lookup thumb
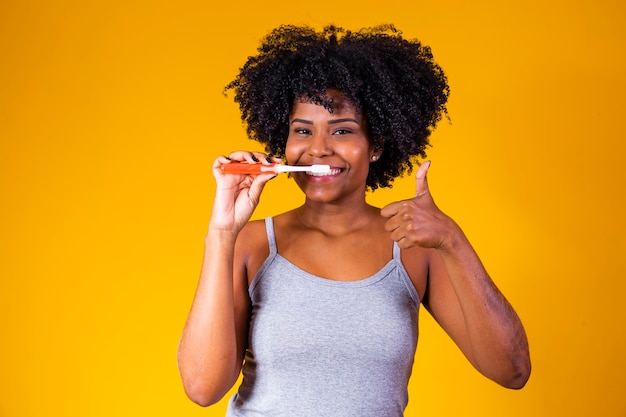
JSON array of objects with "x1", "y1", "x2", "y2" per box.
[
  {"x1": 249, "y1": 172, "x2": 276, "y2": 198},
  {"x1": 415, "y1": 160, "x2": 431, "y2": 197}
]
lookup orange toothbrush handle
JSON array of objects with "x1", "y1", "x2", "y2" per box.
[{"x1": 219, "y1": 162, "x2": 276, "y2": 174}]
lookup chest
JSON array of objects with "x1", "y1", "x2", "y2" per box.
[
  {"x1": 276, "y1": 229, "x2": 393, "y2": 281},
  {"x1": 248, "y1": 256, "x2": 420, "y2": 370}
]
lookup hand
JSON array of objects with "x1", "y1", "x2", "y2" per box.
[
  {"x1": 209, "y1": 151, "x2": 280, "y2": 233},
  {"x1": 380, "y1": 161, "x2": 459, "y2": 251}
]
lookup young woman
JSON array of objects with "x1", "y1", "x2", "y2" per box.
[{"x1": 178, "y1": 24, "x2": 531, "y2": 416}]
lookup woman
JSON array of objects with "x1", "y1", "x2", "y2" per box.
[{"x1": 178, "y1": 24, "x2": 531, "y2": 416}]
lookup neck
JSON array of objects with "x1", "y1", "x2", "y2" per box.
[{"x1": 295, "y1": 199, "x2": 379, "y2": 236}]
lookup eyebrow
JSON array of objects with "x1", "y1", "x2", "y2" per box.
[{"x1": 290, "y1": 118, "x2": 360, "y2": 125}]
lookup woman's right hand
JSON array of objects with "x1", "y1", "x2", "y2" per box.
[{"x1": 209, "y1": 151, "x2": 280, "y2": 234}]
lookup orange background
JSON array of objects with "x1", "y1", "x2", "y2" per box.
[{"x1": 1, "y1": 0, "x2": 625, "y2": 416}]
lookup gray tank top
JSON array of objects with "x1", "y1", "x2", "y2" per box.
[{"x1": 226, "y1": 217, "x2": 420, "y2": 417}]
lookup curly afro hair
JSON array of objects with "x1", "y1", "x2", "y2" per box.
[{"x1": 224, "y1": 24, "x2": 449, "y2": 190}]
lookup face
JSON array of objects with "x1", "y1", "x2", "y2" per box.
[{"x1": 285, "y1": 91, "x2": 381, "y2": 203}]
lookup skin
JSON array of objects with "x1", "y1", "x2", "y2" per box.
[{"x1": 177, "y1": 92, "x2": 531, "y2": 407}]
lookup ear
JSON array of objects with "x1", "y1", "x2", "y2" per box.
[{"x1": 370, "y1": 143, "x2": 383, "y2": 162}]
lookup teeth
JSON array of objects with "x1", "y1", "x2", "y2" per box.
[{"x1": 307, "y1": 168, "x2": 341, "y2": 177}]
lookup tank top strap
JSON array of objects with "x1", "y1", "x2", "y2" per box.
[
  {"x1": 264, "y1": 217, "x2": 278, "y2": 256},
  {"x1": 392, "y1": 241, "x2": 401, "y2": 260}
]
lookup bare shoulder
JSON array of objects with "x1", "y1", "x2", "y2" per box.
[
  {"x1": 238, "y1": 218, "x2": 267, "y2": 243},
  {"x1": 236, "y1": 218, "x2": 269, "y2": 255},
  {"x1": 235, "y1": 218, "x2": 271, "y2": 284}
]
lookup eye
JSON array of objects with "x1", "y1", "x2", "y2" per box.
[
  {"x1": 293, "y1": 127, "x2": 311, "y2": 135},
  {"x1": 333, "y1": 128, "x2": 353, "y2": 135}
]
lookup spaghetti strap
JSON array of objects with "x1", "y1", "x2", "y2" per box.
[
  {"x1": 264, "y1": 217, "x2": 278, "y2": 256},
  {"x1": 392, "y1": 241, "x2": 401, "y2": 260}
]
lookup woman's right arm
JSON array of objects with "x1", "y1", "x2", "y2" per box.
[{"x1": 177, "y1": 153, "x2": 276, "y2": 406}]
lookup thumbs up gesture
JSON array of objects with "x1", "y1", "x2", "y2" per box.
[{"x1": 380, "y1": 161, "x2": 460, "y2": 251}]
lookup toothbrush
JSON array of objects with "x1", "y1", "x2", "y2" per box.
[{"x1": 219, "y1": 162, "x2": 331, "y2": 175}]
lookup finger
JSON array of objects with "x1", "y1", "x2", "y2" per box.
[
  {"x1": 226, "y1": 150, "x2": 247, "y2": 161},
  {"x1": 249, "y1": 173, "x2": 274, "y2": 195},
  {"x1": 213, "y1": 155, "x2": 232, "y2": 176},
  {"x1": 384, "y1": 215, "x2": 403, "y2": 234},
  {"x1": 254, "y1": 152, "x2": 275, "y2": 165},
  {"x1": 380, "y1": 201, "x2": 400, "y2": 219},
  {"x1": 389, "y1": 223, "x2": 411, "y2": 245},
  {"x1": 415, "y1": 160, "x2": 431, "y2": 197},
  {"x1": 227, "y1": 150, "x2": 269, "y2": 164},
  {"x1": 214, "y1": 155, "x2": 232, "y2": 166}
]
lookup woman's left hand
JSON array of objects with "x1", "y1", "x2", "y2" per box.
[{"x1": 380, "y1": 161, "x2": 461, "y2": 251}]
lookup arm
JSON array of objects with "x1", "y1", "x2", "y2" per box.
[
  {"x1": 424, "y1": 230, "x2": 530, "y2": 388},
  {"x1": 177, "y1": 152, "x2": 276, "y2": 406},
  {"x1": 381, "y1": 161, "x2": 531, "y2": 389}
]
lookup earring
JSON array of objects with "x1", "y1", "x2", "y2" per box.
[{"x1": 371, "y1": 155, "x2": 379, "y2": 162}]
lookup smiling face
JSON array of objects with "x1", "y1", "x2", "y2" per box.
[{"x1": 285, "y1": 91, "x2": 382, "y2": 204}]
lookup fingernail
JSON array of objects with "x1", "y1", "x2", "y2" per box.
[
  {"x1": 266, "y1": 156, "x2": 272, "y2": 163},
  {"x1": 251, "y1": 155, "x2": 259, "y2": 162}
]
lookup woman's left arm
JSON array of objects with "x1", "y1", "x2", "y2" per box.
[{"x1": 381, "y1": 161, "x2": 531, "y2": 389}]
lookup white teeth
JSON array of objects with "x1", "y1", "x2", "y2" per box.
[{"x1": 306, "y1": 168, "x2": 341, "y2": 177}]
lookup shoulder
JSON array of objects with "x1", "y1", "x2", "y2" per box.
[
  {"x1": 239, "y1": 218, "x2": 268, "y2": 240},
  {"x1": 235, "y1": 214, "x2": 295, "y2": 284},
  {"x1": 237, "y1": 211, "x2": 297, "y2": 250},
  {"x1": 236, "y1": 218, "x2": 269, "y2": 258},
  {"x1": 234, "y1": 219, "x2": 269, "y2": 283}
]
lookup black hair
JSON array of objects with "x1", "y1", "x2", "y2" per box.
[{"x1": 225, "y1": 24, "x2": 449, "y2": 190}]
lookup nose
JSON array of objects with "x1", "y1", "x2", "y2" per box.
[{"x1": 307, "y1": 132, "x2": 332, "y2": 158}]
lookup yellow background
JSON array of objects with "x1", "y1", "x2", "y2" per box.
[{"x1": 1, "y1": 0, "x2": 624, "y2": 415}]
